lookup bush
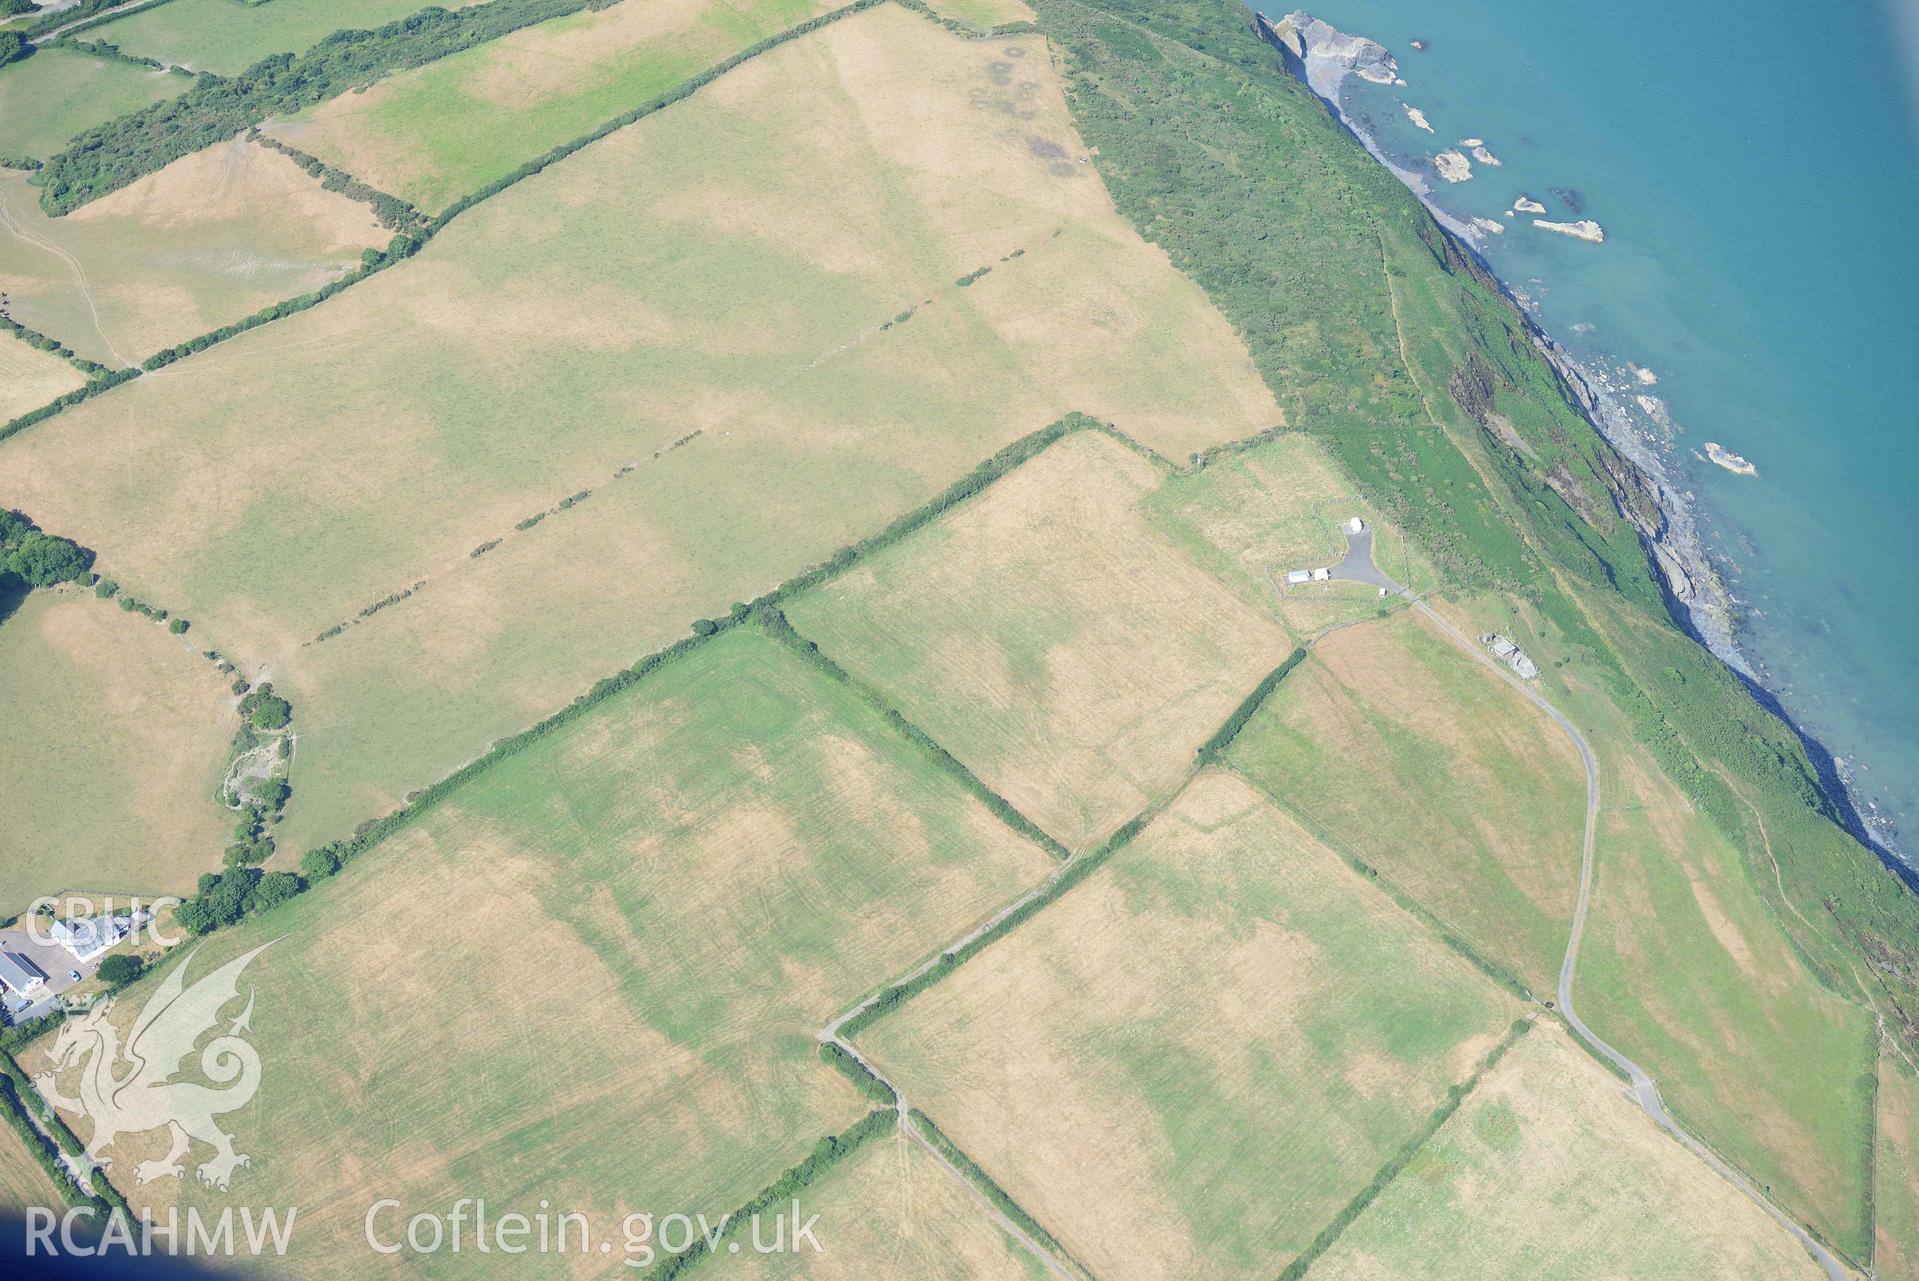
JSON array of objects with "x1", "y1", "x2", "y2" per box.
[
  {"x1": 3, "y1": 529, "x2": 93, "y2": 586},
  {"x1": 95, "y1": 953, "x2": 145, "y2": 989},
  {"x1": 300, "y1": 846, "x2": 341, "y2": 880},
  {"x1": 93, "y1": 577, "x2": 119, "y2": 598},
  {"x1": 240, "y1": 685, "x2": 292, "y2": 730},
  {"x1": 168, "y1": 617, "x2": 189, "y2": 634},
  {"x1": 252, "y1": 777, "x2": 291, "y2": 811}
]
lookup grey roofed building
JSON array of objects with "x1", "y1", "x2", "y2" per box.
[
  {"x1": 0, "y1": 950, "x2": 48, "y2": 998},
  {"x1": 50, "y1": 916, "x2": 128, "y2": 963}
]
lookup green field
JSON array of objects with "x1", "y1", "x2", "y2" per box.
[
  {"x1": 1224, "y1": 608, "x2": 1584, "y2": 995},
  {"x1": 1450, "y1": 588, "x2": 1883, "y2": 1260},
  {"x1": 269, "y1": 0, "x2": 840, "y2": 214},
  {"x1": 857, "y1": 771, "x2": 1523, "y2": 1281},
  {"x1": 1312, "y1": 1022, "x2": 1825, "y2": 1281},
  {"x1": 1139, "y1": 432, "x2": 1437, "y2": 640},
  {"x1": 1878, "y1": 1051, "x2": 1919, "y2": 1280},
  {"x1": 788, "y1": 430, "x2": 1293, "y2": 849},
  {"x1": 25, "y1": 625, "x2": 1048, "y2": 1276},
  {"x1": 708, "y1": 1127, "x2": 1050, "y2": 1280},
  {"x1": 0, "y1": 141, "x2": 384, "y2": 366},
  {"x1": 0, "y1": 587, "x2": 233, "y2": 916},
  {"x1": 1575, "y1": 757, "x2": 1877, "y2": 1259},
  {"x1": 0, "y1": 4, "x2": 1277, "y2": 854},
  {"x1": 82, "y1": 0, "x2": 488, "y2": 76},
  {"x1": 0, "y1": 47, "x2": 190, "y2": 162}
]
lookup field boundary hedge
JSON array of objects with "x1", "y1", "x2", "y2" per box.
[
  {"x1": 761, "y1": 608, "x2": 1069, "y2": 859},
  {"x1": 911, "y1": 1107, "x2": 1088, "y2": 1277},
  {"x1": 641, "y1": 1108, "x2": 895, "y2": 1280},
  {"x1": 1, "y1": 0, "x2": 885, "y2": 441},
  {"x1": 1275, "y1": 1016, "x2": 1534, "y2": 1281}
]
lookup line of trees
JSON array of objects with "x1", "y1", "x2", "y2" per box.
[{"x1": 247, "y1": 130, "x2": 426, "y2": 232}]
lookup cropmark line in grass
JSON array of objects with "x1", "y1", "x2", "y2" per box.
[{"x1": 0, "y1": 0, "x2": 886, "y2": 444}]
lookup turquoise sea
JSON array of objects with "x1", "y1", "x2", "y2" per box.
[{"x1": 1270, "y1": 0, "x2": 1919, "y2": 859}]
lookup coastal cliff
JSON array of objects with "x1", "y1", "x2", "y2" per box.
[{"x1": 1257, "y1": 8, "x2": 1742, "y2": 671}]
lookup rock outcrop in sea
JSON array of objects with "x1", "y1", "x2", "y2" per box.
[{"x1": 1258, "y1": 9, "x2": 1743, "y2": 673}]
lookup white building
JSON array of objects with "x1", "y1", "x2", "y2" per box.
[
  {"x1": 1348, "y1": 516, "x2": 1365, "y2": 534},
  {"x1": 0, "y1": 951, "x2": 47, "y2": 999},
  {"x1": 50, "y1": 916, "x2": 129, "y2": 963},
  {"x1": 1311, "y1": 567, "x2": 1332, "y2": 582},
  {"x1": 1285, "y1": 569, "x2": 1311, "y2": 586}
]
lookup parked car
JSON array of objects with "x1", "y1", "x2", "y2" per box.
[{"x1": 66, "y1": 970, "x2": 81, "y2": 983}]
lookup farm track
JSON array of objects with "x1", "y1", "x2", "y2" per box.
[{"x1": 1410, "y1": 595, "x2": 1851, "y2": 1281}]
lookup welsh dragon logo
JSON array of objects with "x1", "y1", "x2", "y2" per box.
[{"x1": 32, "y1": 943, "x2": 271, "y2": 1191}]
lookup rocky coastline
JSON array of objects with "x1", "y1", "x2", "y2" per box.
[{"x1": 1257, "y1": 8, "x2": 1906, "y2": 863}]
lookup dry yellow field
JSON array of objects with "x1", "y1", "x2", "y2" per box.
[
  {"x1": 788, "y1": 430, "x2": 1293, "y2": 848},
  {"x1": 25, "y1": 626, "x2": 1050, "y2": 1279},
  {"x1": 708, "y1": 1128, "x2": 1049, "y2": 1280},
  {"x1": 857, "y1": 771, "x2": 1523, "y2": 1281},
  {"x1": 1224, "y1": 608, "x2": 1584, "y2": 994},
  {"x1": 0, "y1": 1120, "x2": 70, "y2": 1217},
  {"x1": 1311, "y1": 1022, "x2": 1826, "y2": 1281},
  {"x1": 0, "y1": 330, "x2": 84, "y2": 421},
  {"x1": 0, "y1": 5, "x2": 1279, "y2": 855},
  {"x1": 0, "y1": 587, "x2": 233, "y2": 916},
  {"x1": 0, "y1": 138, "x2": 385, "y2": 367}
]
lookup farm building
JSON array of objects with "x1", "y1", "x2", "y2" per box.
[
  {"x1": 0, "y1": 950, "x2": 47, "y2": 999},
  {"x1": 1286, "y1": 570, "x2": 1312, "y2": 585}
]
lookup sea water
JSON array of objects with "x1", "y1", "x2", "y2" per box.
[{"x1": 1267, "y1": 0, "x2": 1919, "y2": 858}]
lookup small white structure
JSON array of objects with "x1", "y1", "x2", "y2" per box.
[
  {"x1": 0, "y1": 951, "x2": 47, "y2": 999},
  {"x1": 1286, "y1": 569, "x2": 1312, "y2": 586},
  {"x1": 50, "y1": 916, "x2": 129, "y2": 963},
  {"x1": 1348, "y1": 516, "x2": 1365, "y2": 534},
  {"x1": 1311, "y1": 567, "x2": 1332, "y2": 583}
]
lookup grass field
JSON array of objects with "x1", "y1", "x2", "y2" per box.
[
  {"x1": 918, "y1": 0, "x2": 1035, "y2": 27},
  {"x1": 0, "y1": 4, "x2": 1279, "y2": 854},
  {"x1": 1139, "y1": 431, "x2": 1438, "y2": 640},
  {"x1": 267, "y1": 0, "x2": 840, "y2": 214},
  {"x1": 1878, "y1": 1051, "x2": 1919, "y2": 1280},
  {"x1": 0, "y1": 47, "x2": 190, "y2": 162},
  {"x1": 0, "y1": 586, "x2": 233, "y2": 917},
  {"x1": 1311, "y1": 1021, "x2": 1826, "y2": 1280},
  {"x1": 0, "y1": 330, "x2": 84, "y2": 421},
  {"x1": 0, "y1": 1120, "x2": 70, "y2": 1217},
  {"x1": 1429, "y1": 591, "x2": 1881, "y2": 1260},
  {"x1": 82, "y1": 0, "x2": 487, "y2": 76},
  {"x1": 25, "y1": 626, "x2": 1049, "y2": 1277},
  {"x1": 0, "y1": 138, "x2": 385, "y2": 366},
  {"x1": 788, "y1": 431, "x2": 1293, "y2": 849},
  {"x1": 708, "y1": 1128, "x2": 1049, "y2": 1280},
  {"x1": 857, "y1": 771, "x2": 1523, "y2": 1281},
  {"x1": 1223, "y1": 608, "x2": 1583, "y2": 995}
]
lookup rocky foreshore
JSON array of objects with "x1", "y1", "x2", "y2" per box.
[{"x1": 1258, "y1": 8, "x2": 1745, "y2": 673}]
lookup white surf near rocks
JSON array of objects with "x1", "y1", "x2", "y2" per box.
[{"x1": 1535, "y1": 218, "x2": 1605, "y2": 242}]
